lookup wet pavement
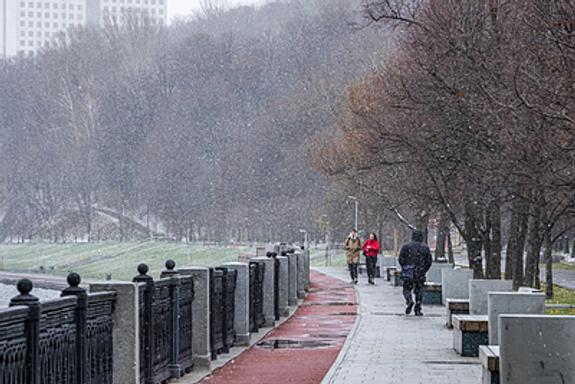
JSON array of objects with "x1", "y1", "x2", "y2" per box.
[
  {"x1": 317, "y1": 267, "x2": 481, "y2": 384},
  {"x1": 194, "y1": 271, "x2": 357, "y2": 384}
]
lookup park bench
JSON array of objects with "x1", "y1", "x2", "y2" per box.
[
  {"x1": 479, "y1": 345, "x2": 499, "y2": 384},
  {"x1": 391, "y1": 269, "x2": 402, "y2": 287},
  {"x1": 452, "y1": 314, "x2": 489, "y2": 357},
  {"x1": 422, "y1": 282, "x2": 442, "y2": 305},
  {"x1": 445, "y1": 298, "x2": 470, "y2": 328},
  {"x1": 385, "y1": 266, "x2": 397, "y2": 281}
]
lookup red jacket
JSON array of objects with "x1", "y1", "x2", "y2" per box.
[{"x1": 363, "y1": 239, "x2": 380, "y2": 257}]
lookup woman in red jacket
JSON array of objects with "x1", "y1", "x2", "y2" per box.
[{"x1": 363, "y1": 233, "x2": 380, "y2": 285}]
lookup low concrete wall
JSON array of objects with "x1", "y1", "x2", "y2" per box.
[
  {"x1": 222, "y1": 262, "x2": 250, "y2": 346},
  {"x1": 287, "y1": 253, "x2": 298, "y2": 306},
  {"x1": 90, "y1": 281, "x2": 140, "y2": 384},
  {"x1": 469, "y1": 279, "x2": 513, "y2": 315},
  {"x1": 487, "y1": 292, "x2": 545, "y2": 345},
  {"x1": 426, "y1": 263, "x2": 453, "y2": 283},
  {"x1": 499, "y1": 314, "x2": 575, "y2": 384},
  {"x1": 277, "y1": 256, "x2": 289, "y2": 317},
  {"x1": 442, "y1": 268, "x2": 474, "y2": 305},
  {"x1": 252, "y1": 257, "x2": 275, "y2": 327},
  {"x1": 179, "y1": 267, "x2": 211, "y2": 368}
]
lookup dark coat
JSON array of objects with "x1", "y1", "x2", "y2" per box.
[{"x1": 398, "y1": 230, "x2": 432, "y2": 281}]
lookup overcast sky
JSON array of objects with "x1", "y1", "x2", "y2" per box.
[{"x1": 168, "y1": 0, "x2": 268, "y2": 21}]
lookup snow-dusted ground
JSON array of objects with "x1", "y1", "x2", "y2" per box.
[{"x1": 0, "y1": 283, "x2": 60, "y2": 307}]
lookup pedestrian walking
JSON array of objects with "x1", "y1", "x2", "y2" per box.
[
  {"x1": 399, "y1": 230, "x2": 432, "y2": 316},
  {"x1": 344, "y1": 229, "x2": 361, "y2": 284},
  {"x1": 363, "y1": 233, "x2": 380, "y2": 285}
]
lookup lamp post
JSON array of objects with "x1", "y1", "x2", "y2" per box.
[
  {"x1": 347, "y1": 196, "x2": 358, "y2": 231},
  {"x1": 299, "y1": 229, "x2": 308, "y2": 249}
]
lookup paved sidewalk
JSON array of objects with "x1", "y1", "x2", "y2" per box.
[{"x1": 317, "y1": 267, "x2": 481, "y2": 384}]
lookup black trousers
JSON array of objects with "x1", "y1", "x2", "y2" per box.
[
  {"x1": 403, "y1": 278, "x2": 424, "y2": 310},
  {"x1": 365, "y1": 256, "x2": 377, "y2": 279},
  {"x1": 348, "y1": 263, "x2": 358, "y2": 280}
]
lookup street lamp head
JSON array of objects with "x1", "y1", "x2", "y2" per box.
[{"x1": 299, "y1": 229, "x2": 307, "y2": 233}]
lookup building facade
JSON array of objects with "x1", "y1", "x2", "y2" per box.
[{"x1": 1, "y1": 0, "x2": 167, "y2": 58}]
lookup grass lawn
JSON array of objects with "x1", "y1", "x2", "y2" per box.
[
  {"x1": 542, "y1": 284, "x2": 575, "y2": 315},
  {"x1": 0, "y1": 242, "x2": 253, "y2": 281}
]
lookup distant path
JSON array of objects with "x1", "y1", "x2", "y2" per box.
[
  {"x1": 194, "y1": 271, "x2": 357, "y2": 384},
  {"x1": 540, "y1": 268, "x2": 575, "y2": 290},
  {"x1": 317, "y1": 267, "x2": 481, "y2": 384}
]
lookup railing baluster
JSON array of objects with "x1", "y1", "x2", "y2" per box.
[
  {"x1": 61, "y1": 272, "x2": 88, "y2": 384},
  {"x1": 10, "y1": 279, "x2": 40, "y2": 384},
  {"x1": 161, "y1": 259, "x2": 182, "y2": 379},
  {"x1": 133, "y1": 264, "x2": 155, "y2": 384}
]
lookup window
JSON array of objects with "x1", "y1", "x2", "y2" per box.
[
  {"x1": 45, "y1": 12, "x2": 49, "y2": 17},
  {"x1": 20, "y1": 31, "x2": 26, "y2": 36},
  {"x1": 37, "y1": 21, "x2": 41, "y2": 27},
  {"x1": 77, "y1": 4, "x2": 82, "y2": 10},
  {"x1": 69, "y1": 4, "x2": 74, "y2": 10},
  {"x1": 45, "y1": 32, "x2": 50, "y2": 37},
  {"x1": 53, "y1": 22, "x2": 58, "y2": 27},
  {"x1": 44, "y1": 3, "x2": 49, "y2": 8},
  {"x1": 28, "y1": 2, "x2": 33, "y2": 7},
  {"x1": 28, "y1": 11, "x2": 33, "y2": 16},
  {"x1": 37, "y1": 11, "x2": 41, "y2": 17},
  {"x1": 20, "y1": 40, "x2": 26, "y2": 46},
  {"x1": 53, "y1": 13, "x2": 57, "y2": 18},
  {"x1": 20, "y1": 2, "x2": 25, "y2": 7},
  {"x1": 37, "y1": 31, "x2": 41, "y2": 37},
  {"x1": 28, "y1": 31, "x2": 33, "y2": 36},
  {"x1": 20, "y1": 21, "x2": 25, "y2": 26},
  {"x1": 45, "y1": 21, "x2": 49, "y2": 27},
  {"x1": 28, "y1": 40, "x2": 33, "y2": 46},
  {"x1": 20, "y1": 11, "x2": 25, "y2": 16},
  {"x1": 53, "y1": 3, "x2": 58, "y2": 9},
  {"x1": 28, "y1": 21, "x2": 33, "y2": 26}
]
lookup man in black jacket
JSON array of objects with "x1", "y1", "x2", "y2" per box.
[{"x1": 398, "y1": 230, "x2": 433, "y2": 316}]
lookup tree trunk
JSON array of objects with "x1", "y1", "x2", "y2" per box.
[
  {"x1": 415, "y1": 209, "x2": 430, "y2": 244},
  {"x1": 464, "y1": 201, "x2": 484, "y2": 278},
  {"x1": 544, "y1": 229, "x2": 553, "y2": 299},
  {"x1": 572, "y1": 236, "x2": 575, "y2": 259},
  {"x1": 488, "y1": 201, "x2": 501, "y2": 279},
  {"x1": 447, "y1": 229, "x2": 454, "y2": 264},
  {"x1": 524, "y1": 204, "x2": 542, "y2": 288},
  {"x1": 505, "y1": 194, "x2": 529, "y2": 283},
  {"x1": 435, "y1": 212, "x2": 449, "y2": 261}
]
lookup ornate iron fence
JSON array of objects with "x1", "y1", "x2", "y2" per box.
[
  {"x1": 218, "y1": 267, "x2": 237, "y2": 352},
  {"x1": 0, "y1": 273, "x2": 116, "y2": 384},
  {"x1": 133, "y1": 260, "x2": 194, "y2": 384},
  {"x1": 248, "y1": 260, "x2": 265, "y2": 332},
  {"x1": 209, "y1": 268, "x2": 224, "y2": 360}
]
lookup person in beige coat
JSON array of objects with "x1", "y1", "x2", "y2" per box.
[{"x1": 345, "y1": 229, "x2": 361, "y2": 284}]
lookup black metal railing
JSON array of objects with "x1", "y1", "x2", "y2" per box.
[
  {"x1": 218, "y1": 267, "x2": 237, "y2": 352},
  {"x1": 209, "y1": 268, "x2": 224, "y2": 360},
  {"x1": 133, "y1": 260, "x2": 194, "y2": 384},
  {"x1": 248, "y1": 260, "x2": 265, "y2": 332},
  {"x1": 0, "y1": 273, "x2": 116, "y2": 384}
]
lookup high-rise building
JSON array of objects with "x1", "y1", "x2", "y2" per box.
[{"x1": 1, "y1": 0, "x2": 167, "y2": 58}]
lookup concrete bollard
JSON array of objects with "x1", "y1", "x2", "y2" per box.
[
  {"x1": 178, "y1": 267, "x2": 211, "y2": 368},
  {"x1": 442, "y1": 268, "x2": 474, "y2": 305},
  {"x1": 296, "y1": 252, "x2": 306, "y2": 299},
  {"x1": 487, "y1": 291, "x2": 545, "y2": 345},
  {"x1": 276, "y1": 256, "x2": 289, "y2": 316},
  {"x1": 222, "y1": 262, "x2": 250, "y2": 346},
  {"x1": 251, "y1": 257, "x2": 275, "y2": 327},
  {"x1": 426, "y1": 262, "x2": 454, "y2": 283},
  {"x1": 469, "y1": 279, "x2": 513, "y2": 315},
  {"x1": 287, "y1": 253, "x2": 298, "y2": 306},
  {"x1": 303, "y1": 248, "x2": 310, "y2": 290},
  {"x1": 90, "y1": 281, "x2": 140, "y2": 384},
  {"x1": 499, "y1": 315, "x2": 575, "y2": 384}
]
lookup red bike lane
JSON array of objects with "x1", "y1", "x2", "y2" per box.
[{"x1": 200, "y1": 271, "x2": 357, "y2": 384}]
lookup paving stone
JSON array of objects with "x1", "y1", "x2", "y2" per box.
[{"x1": 317, "y1": 267, "x2": 481, "y2": 384}]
